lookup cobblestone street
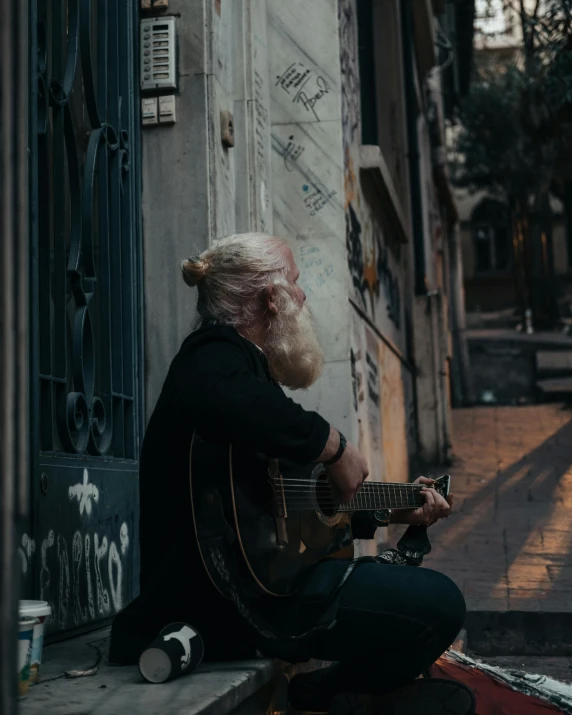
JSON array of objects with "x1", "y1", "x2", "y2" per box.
[{"x1": 423, "y1": 404, "x2": 572, "y2": 614}]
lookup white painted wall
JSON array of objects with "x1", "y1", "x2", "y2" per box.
[{"x1": 267, "y1": 0, "x2": 355, "y2": 441}]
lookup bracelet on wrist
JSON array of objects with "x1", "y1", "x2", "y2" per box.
[{"x1": 323, "y1": 432, "x2": 347, "y2": 465}]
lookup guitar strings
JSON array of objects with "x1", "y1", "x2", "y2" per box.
[
  {"x1": 270, "y1": 484, "x2": 431, "y2": 496},
  {"x1": 274, "y1": 491, "x2": 425, "y2": 506},
  {"x1": 270, "y1": 485, "x2": 432, "y2": 496},
  {"x1": 272, "y1": 485, "x2": 427, "y2": 510},
  {"x1": 274, "y1": 477, "x2": 431, "y2": 490},
  {"x1": 265, "y1": 479, "x2": 440, "y2": 511},
  {"x1": 274, "y1": 488, "x2": 424, "y2": 508}
]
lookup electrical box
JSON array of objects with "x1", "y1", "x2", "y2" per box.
[
  {"x1": 141, "y1": 97, "x2": 158, "y2": 125},
  {"x1": 158, "y1": 95, "x2": 176, "y2": 124},
  {"x1": 140, "y1": 17, "x2": 177, "y2": 91}
]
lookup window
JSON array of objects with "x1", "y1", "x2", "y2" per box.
[{"x1": 356, "y1": 0, "x2": 408, "y2": 208}]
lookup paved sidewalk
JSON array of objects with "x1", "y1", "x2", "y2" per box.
[{"x1": 421, "y1": 404, "x2": 572, "y2": 613}]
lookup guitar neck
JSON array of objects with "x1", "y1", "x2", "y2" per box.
[{"x1": 339, "y1": 482, "x2": 426, "y2": 511}]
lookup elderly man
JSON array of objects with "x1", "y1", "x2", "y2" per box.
[{"x1": 110, "y1": 234, "x2": 472, "y2": 714}]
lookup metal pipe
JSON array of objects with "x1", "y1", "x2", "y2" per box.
[
  {"x1": 1, "y1": 0, "x2": 29, "y2": 710},
  {"x1": 401, "y1": 0, "x2": 427, "y2": 296}
]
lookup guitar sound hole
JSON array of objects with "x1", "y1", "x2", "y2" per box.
[{"x1": 315, "y1": 473, "x2": 337, "y2": 517}]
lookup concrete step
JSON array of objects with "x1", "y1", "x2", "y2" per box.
[
  {"x1": 536, "y1": 377, "x2": 572, "y2": 396},
  {"x1": 536, "y1": 351, "x2": 572, "y2": 379},
  {"x1": 20, "y1": 627, "x2": 292, "y2": 715}
]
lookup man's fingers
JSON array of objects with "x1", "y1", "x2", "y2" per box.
[
  {"x1": 432, "y1": 492, "x2": 449, "y2": 514},
  {"x1": 421, "y1": 488, "x2": 436, "y2": 511}
]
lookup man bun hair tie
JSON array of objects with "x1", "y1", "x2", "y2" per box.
[{"x1": 181, "y1": 255, "x2": 208, "y2": 287}]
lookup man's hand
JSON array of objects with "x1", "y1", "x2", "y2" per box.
[
  {"x1": 390, "y1": 477, "x2": 453, "y2": 526},
  {"x1": 325, "y1": 442, "x2": 369, "y2": 504}
]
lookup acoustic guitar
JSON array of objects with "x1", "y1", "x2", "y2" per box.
[{"x1": 189, "y1": 433, "x2": 451, "y2": 600}]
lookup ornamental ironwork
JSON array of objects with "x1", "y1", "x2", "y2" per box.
[{"x1": 33, "y1": 0, "x2": 141, "y2": 460}]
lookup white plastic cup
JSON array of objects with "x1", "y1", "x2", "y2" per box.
[
  {"x1": 18, "y1": 617, "x2": 38, "y2": 697},
  {"x1": 139, "y1": 623, "x2": 204, "y2": 684},
  {"x1": 19, "y1": 600, "x2": 51, "y2": 684}
]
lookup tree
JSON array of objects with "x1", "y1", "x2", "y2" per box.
[{"x1": 452, "y1": 0, "x2": 572, "y2": 328}]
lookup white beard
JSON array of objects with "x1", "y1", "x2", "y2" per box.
[{"x1": 264, "y1": 298, "x2": 324, "y2": 390}]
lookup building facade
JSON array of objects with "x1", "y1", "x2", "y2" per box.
[
  {"x1": 458, "y1": 190, "x2": 571, "y2": 314},
  {"x1": 18, "y1": 0, "x2": 466, "y2": 637}
]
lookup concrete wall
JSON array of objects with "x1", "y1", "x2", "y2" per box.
[
  {"x1": 141, "y1": 0, "x2": 215, "y2": 419},
  {"x1": 267, "y1": 0, "x2": 355, "y2": 441}
]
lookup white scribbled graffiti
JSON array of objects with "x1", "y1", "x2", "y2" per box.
[
  {"x1": 108, "y1": 541, "x2": 123, "y2": 612},
  {"x1": 18, "y1": 533, "x2": 36, "y2": 575},
  {"x1": 94, "y1": 533, "x2": 111, "y2": 616},
  {"x1": 84, "y1": 534, "x2": 95, "y2": 620},
  {"x1": 40, "y1": 529, "x2": 55, "y2": 602},
  {"x1": 57, "y1": 535, "x2": 71, "y2": 628},
  {"x1": 69, "y1": 468, "x2": 100, "y2": 516},
  {"x1": 120, "y1": 521, "x2": 129, "y2": 555},
  {"x1": 24, "y1": 468, "x2": 131, "y2": 630},
  {"x1": 72, "y1": 531, "x2": 86, "y2": 623}
]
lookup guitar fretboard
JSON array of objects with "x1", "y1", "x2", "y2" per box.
[{"x1": 338, "y1": 482, "x2": 428, "y2": 511}]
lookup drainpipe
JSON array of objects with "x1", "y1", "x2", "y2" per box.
[
  {"x1": 1, "y1": 0, "x2": 29, "y2": 712},
  {"x1": 401, "y1": 0, "x2": 427, "y2": 296}
]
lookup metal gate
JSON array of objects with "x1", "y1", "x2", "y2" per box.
[{"x1": 26, "y1": 0, "x2": 142, "y2": 634}]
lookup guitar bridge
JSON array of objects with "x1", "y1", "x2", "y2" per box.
[{"x1": 268, "y1": 459, "x2": 288, "y2": 550}]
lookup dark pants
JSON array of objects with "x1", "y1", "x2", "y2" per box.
[
  {"x1": 111, "y1": 556, "x2": 465, "y2": 698},
  {"x1": 288, "y1": 561, "x2": 466, "y2": 696}
]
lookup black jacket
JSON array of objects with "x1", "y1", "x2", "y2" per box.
[{"x1": 110, "y1": 323, "x2": 335, "y2": 664}]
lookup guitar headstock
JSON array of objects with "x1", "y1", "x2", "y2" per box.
[{"x1": 434, "y1": 474, "x2": 451, "y2": 498}]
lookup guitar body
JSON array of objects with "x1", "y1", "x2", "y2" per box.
[
  {"x1": 189, "y1": 434, "x2": 354, "y2": 598},
  {"x1": 189, "y1": 433, "x2": 450, "y2": 601}
]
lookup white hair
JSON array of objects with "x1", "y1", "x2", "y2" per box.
[{"x1": 180, "y1": 233, "x2": 289, "y2": 327}]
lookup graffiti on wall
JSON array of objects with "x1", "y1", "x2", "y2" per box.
[
  {"x1": 352, "y1": 313, "x2": 410, "y2": 486},
  {"x1": 339, "y1": 0, "x2": 360, "y2": 149},
  {"x1": 366, "y1": 350, "x2": 380, "y2": 407},
  {"x1": 19, "y1": 533, "x2": 36, "y2": 575},
  {"x1": 275, "y1": 61, "x2": 330, "y2": 121},
  {"x1": 339, "y1": 0, "x2": 403, "y2": 339},
  {"x1": 340, "y1": 0, "x2": 412, "y2": 489},
  {"x1": 302, "y1": 182, "x2": 337, "y2": 217},
  {"x1": 346, "y1": 203, "x2": 401, "y2": 328},
  {"x1": 22, "y1": 468, "x2": 132, "y2": 631},
  {"x1": 283, "y1": 135, "x2": 306, "y2": 172}
]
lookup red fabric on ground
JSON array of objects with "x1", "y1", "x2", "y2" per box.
[{"x1": 429, "y1": 658, "x2": 566, "y2": 715}]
